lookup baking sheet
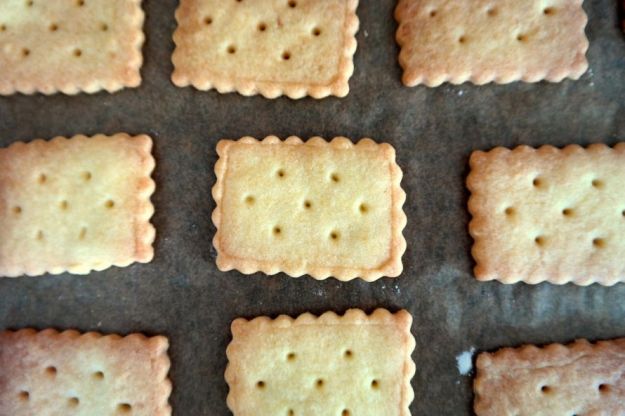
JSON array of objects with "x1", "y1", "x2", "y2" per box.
[{"x1": 1, "y1": 0, "x2": 625, "y2": 414}]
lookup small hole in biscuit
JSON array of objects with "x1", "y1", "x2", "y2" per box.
[
  {"x1": 277, "y1": 169, "x2": 285, "y2": 178},
  {"x1": 49, "y1": 23, "x2": 58, "y2": 31},
  {"x1": 83, "y1": 171, "x2": 92, "y2": 181},
  {"x1": 534, "y1": 236, "x2": 545, "y2": 246},
  {"x1": 532, "y1": 177, "x2": 542, "y2": 187},
  {"x1": 288, "y1": 410, "x2": 294, "y2": 416},
  {"x1": 592, "y1": 179, "x2": 603, "y2": 188},
  {"x1": 204, "y1": 16, "x2": 213, "y2": 25},
  {"x1": 288, "y1": 0, "x2": 296, "y2": 7},
  {"x1": 93, "y1": 371, "x2": 104, "y2": 380},
  {"x1": 344, "y1": 349, "x2": 353, "y2": 358},
  {"x1": 541, "y1": 385, "x2": 552, "y2": 393},
  {"x1": 79, "y1": 227, "x2": 87, "y2": 240},
  {"x1": 100, "y1": 22, "x2": 108, "y2": 31},
  {"x1": 593, "y1": 238, "x2": 605, "y2": 248},
  {"x1": 257, "y1": 380, "x2": 266, "y2": 389},
  {"x1": 429, "y1": 10, "x2": 437, "y2": 17},
  {"x1": 622, "y1": 209, "x2": 625, "y2": 217},
  {"x1": 60, "y1": 200, "x2": 68, "y2": 210},
  {"x1": 599, "y1": 383, "x2": 610, "y2": 393},
  {"x1": 315, "y1": 379, "x2": 324, "y2": 388},
  {"x1": 227, "y1": 45, "x2": 236, "y2": 54},
  {"x1": 76, "y1": 0, "x2": 85, "y2": 6},
  {"x1": 517, "y1": 34, "x2": 527, "y2": 42},
  {"x1": 258, "y1": 22, "x2": 267, "y2": 31},
  {"x1": 330, "y1": 231, "x2": 340, "y2": 241},
  {"x1": 19, "y1": 391, "x2": 29, "y2": 400},
  {"x1": 543, "y1": 7, "x2": 555, "y2": 15},
  {"x1": 312, "y1": 27, "x2": 321, "y2": 36},
  {"x1": 73, "y1": 49, "x2": 82, "y2": 57},
  {"x1": 13, "y1": 206, "x2": 22, "y2": 215},
  {"x1": 45, "y1": 366, "x2": 57, "y2": 376},
  {"x1": 105, "y1": 200, "x2": 115, "y2": 209},
  {"x1": 273, "y1": 226, "x2": 282, "y2": 236},
  {"x1": 504, "y1": 207, "x2": 514, "y2": 216},
  {"x1": 342, "y1": 410, "x2": 351, "y2": 416},
  {"x1": 303, "y1": 200, "x2": 312, "y2": 209},
  {"x1": 371, "y1": 379, "x2": 379, "y2": 389},
  {"x1": 22, "y1": 48, "x2": 30, "y2": 57},
  {"x1": 26, "y1": 0, "x2": 33, "y2": 6},
  {"x1": 68, "y1": 397, "x2": 79, "y2": 406},
  {"x1": 117, "y1": 403, "x2": 132, "y2": 413},
  {"x1": 359, "y1": 203, "x2": 369, "y2": 214},
  {"x1": 0, "y1": 24, "x2": 6, "y2": 32},
  {"x1": 282, "y1": 51, "x2": 291, "y2": 60},
  {"x1": 287, "y1": 352, "x2": 296, "y2": 361},
  {"x1": 330, "y1": 173, "x2": 340, "y2": 183},
  {"x1": 458, "y1": 35, "x2": 467, "y2": 44},
  {"x1": 36, "y1": 230, "x2": 44, "y2": 241},
  {"x1": 245, "y1": 195, "x2": 255, "y2": 205},
  {"x1": 562, "y1": 208, "x2": 573, "y2": 217},
  {"x1": 38, "y1": 173, "x2": 46, "y2": 184},
  {"x1": 487, "y1": 8, "x2": 497, "y2": 16}
]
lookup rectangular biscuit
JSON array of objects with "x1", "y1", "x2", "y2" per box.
[
  {"x1": 211, "y1": 136, "x2": 406, "y2": 281},
  {"x1": 0, "y1": 329, "x2": 171, "y2": 416},
  {"x1": 225, "y1": 309, "x2": 415, "y2": 416},
  {"x1": 171, "y1": 0, "x2": 359, "y2": 99},
  {"x1": 0, "y1": 0, "x2": 144, "y2": 95},
  {"x1": 467, "y1": 143, "x2": 625, "y2": 286},
  {"x1": 474, "y1": 338, "x2": 625, "y2": 416},
  {"x1": 395, "y1": 0, "x2": 588, "y2": 87},
  {"x1": 0, "y1": 133, "x2": 156, "y2": 278}
]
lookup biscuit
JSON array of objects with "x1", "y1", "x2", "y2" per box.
[
  {"x1": 395, "y1": 0, "x2": 588, "y2": 87},
  {"x1": 0, "y1": 0, "x2": 144, "y2": 95},
  {"x1": 474, "y1": 338, "x2": 625, "y2": 416},
  {"x1": 0, "y1": 133, "x2": 156, "y2": 278},
  {"x1": 0, "y1": 328, "x2": 171, "y2": 416},
  {"x1": 171, "y1": 0, "x2": 359, "y2": 99},
  {"x1": 467, "y1": 143, "x2": 625, "y2": 286},
  {"x1": 211, "y1": 136, "x2": 406, "y2": 281},
  {"x1": 225, "y1": 308, "x2": 415, "y2": 416}
]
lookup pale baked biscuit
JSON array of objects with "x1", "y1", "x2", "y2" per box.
[
  {"x1": 468, "y1": 143, "x2": 625, "y2": 286},
  {"x1": 212, "y1": 136, "x2": 406, "y2": 281},
  {"x1": 0, "y1": 0, "x2": 144, "y2": 95},
  {"x1": 0, "y1": 133, "x2": 156, "y2": 278},
  {"x1": 171, "y1": 0, "x2": 359, "y2": 99},
  {"x1": 395, "y1": 0, "x2": 588, "y2": 87},
  {"x1": 226, "y1": 308, "x2": 415, "y2": 416},
  {"x1": 0, "y1": 328, "x2": 171, "y2": 416},
  {"x1": 474, "y1": 338, "x2": 625, "y2": 416}
]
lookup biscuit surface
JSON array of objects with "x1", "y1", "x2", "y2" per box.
[
  {"x1": 212, "y1": 136, "x2": 406, "y2": 281},
  {"x1": 0, "y1": 329, "x2": 171, "y2": 416},
  {"x1": 225, "y1": 309, "x2": 415, "y2": 416},
  {"x1": 474, "y1": 338, "x2": 625, "y2": 416},
  {"x1": 0, "y1": 133, "x2": 155, "y2": 278},
  {"x1": 468, "y1": 143, "x2": 625, "y2": 286},
  {"x1": 395, "y1": 0, "x2": 588, "y2": 86},
  {"x1": 0, "y1": 0, "x2": 144, "y2": 95},
  {"x1": 172, "y1": 0, "x2": 359, "y2": 98}
]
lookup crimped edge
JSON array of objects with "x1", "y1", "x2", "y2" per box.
[
  {"x1": 225, "y1": 308, "x2": 415, "y2": 416},
  {"x1": 474, "y1": 338, "x2": 625, "y2": 416},
  {"x1": 0, "y1": 133, "x2": 156, "y2": 278},
  {"x1": 467, "y1": 142, "x2": 625, "y2": 286},
  {"x1": 0, "y1": 328, "x2": 172, "y2": 416},
  {"x1": 394, "y1": 0, "x2": 589, "y2": 87},
  {"x1": 171, "y1": 0, "x2": 359, "y2": 99},
  {"x1": 211, "y1": 135, "x2": 407, "y2": 281},
  {"x1": 0, "y1": 0, "x2": 145, "y2": 95}
]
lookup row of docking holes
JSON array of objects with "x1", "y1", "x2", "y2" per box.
[
  {"x1": 255, "y1": 349, "x2": 375, "y2": 416},
  {"x1": 16, "y1": 366, "x2": 133, "y2": 413},
  {"x1": 427, "y1": 6, "x2": 556, "y2": 45},
  {"x1": 0, "y1": 1, "x2": 108, "y2": 58},
  {"x1": 204, "y1": 1, "x2": 321, "y2": 60},
  {"x1": 503, "y1": 176, "x2": 620, "y2": 250}
]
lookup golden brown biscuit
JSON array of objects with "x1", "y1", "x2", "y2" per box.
[
  {"x1": 171, "y1": 0, "x2": 359, "y2": 98},
  {"x1": 0, "y1": 133, "x2": 156, "y2": 278},
  {"x1": 0, "y1": 328, "x2": 171, "y2": 416},
  {"x1": 395, "y1": 0, "x2": 588, "y2": 87},
  {"x1": 0, "y1": 0, "x2": 144, "y2": 95},
  {"x1": 474, "y1": 338, "x2": 625, "y2": 416},
  {"x1": 212, "y1": 136, "x2": 407, "y2": 281},
  {"x1": 468, "y1": 143, "x2": 625, "y2": 286},
  {"x1": 225, "y1": 308, "x2": 415, "y2": 416}
]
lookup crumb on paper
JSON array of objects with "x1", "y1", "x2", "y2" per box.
[{"x1": 456, "y1": 347, "x2": 475, "y2": 375}]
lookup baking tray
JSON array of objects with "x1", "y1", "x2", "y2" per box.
[{"x1": 1, "y1": 0, "x2": 625, "y2": 414}]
